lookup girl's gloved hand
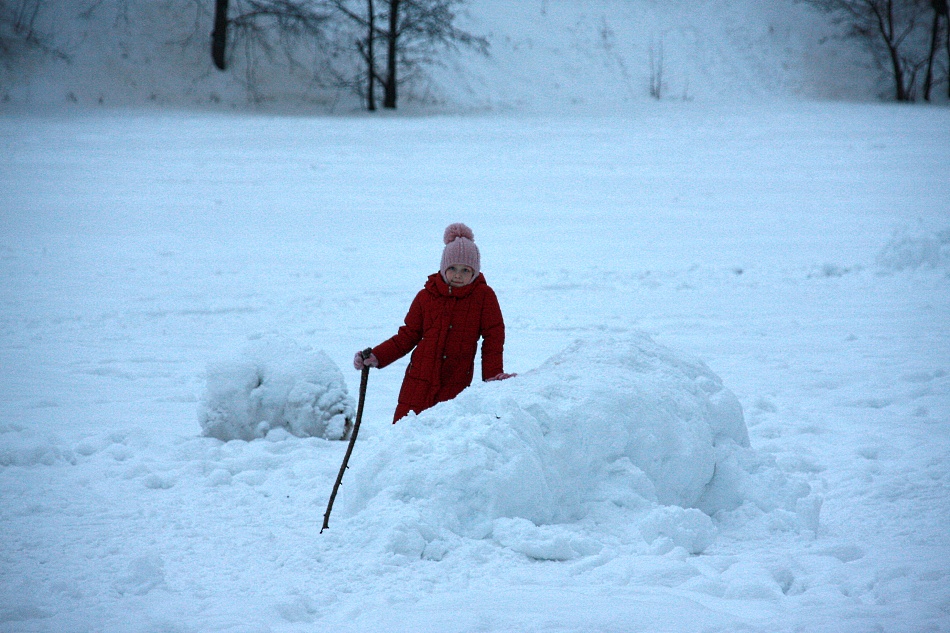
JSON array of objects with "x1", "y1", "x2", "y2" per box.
[
  {"x1": 353, "y1": 351, "x2": 379, "y2": 370},
  {"x1": 486, "y1": 372, "x2": 516, "y2": 382}
]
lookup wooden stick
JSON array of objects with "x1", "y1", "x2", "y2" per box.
[{"x1": 321, "y1": 348, "x2": 373, "y2": 533}]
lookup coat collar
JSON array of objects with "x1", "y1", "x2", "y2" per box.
[{"x1": 425, "y1": 271, "x2": 485, "y2": 298}]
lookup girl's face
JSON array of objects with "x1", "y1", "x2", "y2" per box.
[{"x1": 444, "y1": 264, "x2": 475, "y2": 287}]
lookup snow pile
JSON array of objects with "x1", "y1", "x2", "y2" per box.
[
  {"x1": 0, "y1": 425, "x2": 76, "y2": 467},
  {"x1": 876, "y1": 227, "x2": 950, "y2": 272},
  {"x1": 338, "y1": 334, "x2": 796, "y2": 558},
  {"x1": 198, "y1": 337, "x2": 354, "y2": 441}
]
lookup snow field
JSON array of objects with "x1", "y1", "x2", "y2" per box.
[{"x1": 0, "y1": 105, "x2": 949, "y2": 632}]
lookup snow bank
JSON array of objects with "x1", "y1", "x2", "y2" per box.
[
  {"x1": 198, "y1": 337, "x2": 355, "y2": 442},
  {"x1": 339, "y1": 334, "x2": 764, "y2": 556}
]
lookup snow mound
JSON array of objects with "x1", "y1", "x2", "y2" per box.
[
  {"x1": 340, "y1": 334, "x2": 756, "y2": 554},
  {"x1": 0, "y1": 425, "x2": 76, "y2": 468},
  {"x1": 198, "y1": 337, "x2": 355, "y2": 442},
  {"x1": 876, "y1": 227, "x2": 950, "y2": 272}
]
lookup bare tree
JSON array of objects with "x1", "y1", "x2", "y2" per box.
[
  {"x1": 211, "y1": 3, "x2": 329, "y2": 61},
  {"x1": 946, "y1": 0, "x2": 950, "y2": 96},
  {"x1": 800, "y1": 0, "x2": 935, "y2": 101},
  {"x1": 206, "y1": 0, "x2": 484, "y2": 109},
  {"x1": 216, "y1": 0, "x2": 332, "y2": 101},
  {"x1": 379, "y1": 0, "x2": 488, "y2": 109},
  {"x1": 649, "y1": 37, "x2": 664, "y2": 100},
  {"x1": 0, "y1": 0, "x2": 69, "y2": 60},
  {"x1": 363, "y1": 0, "x2": 377, "y2": 109},
  {"x1": 922, "y1": 0, "x2": 948, "y2": 99},
  {"x1": 327, "y1": 0, "x2": 382, "y2": 110},
  {"x1": 330, "y1": 0, "x2": 486, "y2": 110},
  {"x1": 212, "y1": 0, "x2": 229, "y2": 69}
]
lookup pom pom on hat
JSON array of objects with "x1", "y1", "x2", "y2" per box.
[
  {"x1": 444, "y1": 223, "x2": 475, "y2": 245},
  {"x1": 440, "y1": 223, "x2": 481, "y2": 281}
]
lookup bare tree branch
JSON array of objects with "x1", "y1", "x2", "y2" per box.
[{"x1": 799, "y1": 0, "x2": 938, "y2": 101}]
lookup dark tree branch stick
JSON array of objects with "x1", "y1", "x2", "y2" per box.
[{"x1": 321, "y1": 348, "x2": 373, "y2": 533}]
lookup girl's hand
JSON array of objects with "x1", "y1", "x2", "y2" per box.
[
  {"x1": 353, "y1": 351, "x2": 379, "y2": 370},
  {"x1": 487, "y1": 372, "x2": 516, "y2": 382}
]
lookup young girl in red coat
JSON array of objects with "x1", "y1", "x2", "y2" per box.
[{"x1": 354, "y1": 223, "x2": 514, "y2": 422}]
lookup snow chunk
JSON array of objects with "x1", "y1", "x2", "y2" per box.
[
  {"x1": 198, "y1": 337, "x2": 354, "y2": 441},
  {"x1": 876, "y1": 227, "x2": 950, "y2": 272},
  {"x1": 639, "y1": 506, "x2": 717, "y2": 555},
  {"x1": 341, "y1": 334, "x2": 752, "y2": 551},
  {"x1": 493, "y1": 518, "x2": 602, "y2": 561}
]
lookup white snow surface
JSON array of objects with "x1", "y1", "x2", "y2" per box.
[
  {"x1": 1, "y1": 4, "x2": 949, "y2": 628},
  {"x1": 2, "y1": 103, "x2": 948, "y2": 633}
]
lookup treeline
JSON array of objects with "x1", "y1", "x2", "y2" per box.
[
  {"x1": 210, "y1": 0, "x2": 949, "y2": 105},
  {"x1": 209, "y1": 0, "x2": 486, "y2": 110},
  {"x1": 0, "y1": 0, "x2": 486, "y2": 110},
  {"x1": 2, "y1": 0, "x2": 949, "y2": 108}
]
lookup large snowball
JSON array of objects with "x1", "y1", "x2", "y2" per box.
[
  {"x1": 341, "y1": 333, "x2": 750, "y2": 543},
  {"x1": 198, "y1": 337, "x2": 354, "y2": 441}
]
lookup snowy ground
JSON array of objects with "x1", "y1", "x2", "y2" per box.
[{"x1": 1, "y1": 102, "x2": 949, "y2": 632}]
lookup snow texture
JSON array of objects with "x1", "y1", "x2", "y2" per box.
[{"x1": 199, "y1": 337, "x2": 355, "y2": 441}]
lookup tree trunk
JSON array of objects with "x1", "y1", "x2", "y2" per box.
[
  {"x1": 935, "y1": 0, "x2": 950, "y2": 98},
  {"x1": 872, "y1": 0, "x2": 911, "y2": 101},
  {"x1": 211, "y1": 0, "x2": 229, "y2": 70},
  {"x1": 889, "y1": 41, "x2": 909, "y2": 101},
  {"x1": 367, "y1": 0, "x2": 376, "y2": 110},
  {"x1": 923, "y1": 10, "x2": 940, "y2": 101},
  {"x1": 383, "y1": 0, "x2": 399, "y2": 109}
]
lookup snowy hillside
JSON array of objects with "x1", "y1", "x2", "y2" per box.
[{"x1": 1, "y1": 0, "x2": 878, "y2": 112}]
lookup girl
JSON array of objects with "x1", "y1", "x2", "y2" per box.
[{"x1": 354, "y1": 223, "x2": 514, "y2": 422}]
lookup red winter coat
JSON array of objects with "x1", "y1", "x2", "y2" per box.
[{"x1": 372, "y1": 273, "x2": 506, "y2": 422}]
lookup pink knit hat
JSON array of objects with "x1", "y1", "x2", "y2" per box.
[{"x1": 440, "y1": 223, "x2": 481, "y2": 281}]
